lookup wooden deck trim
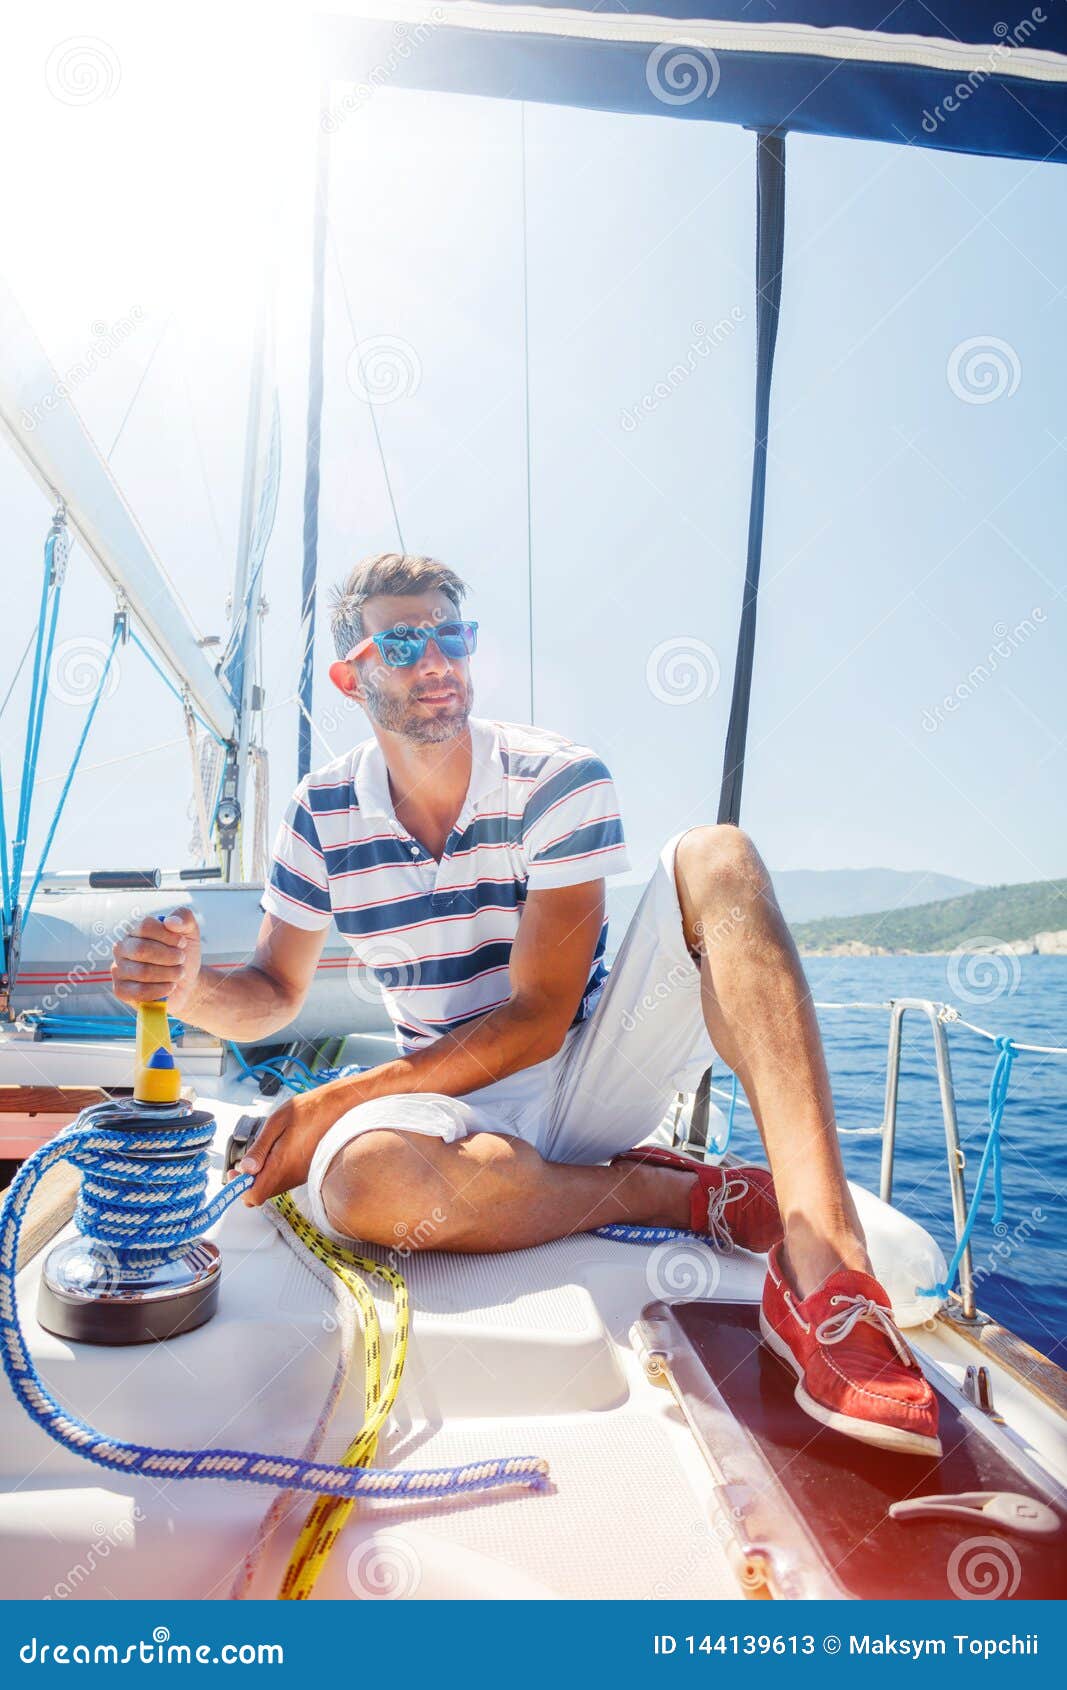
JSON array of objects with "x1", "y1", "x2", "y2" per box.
[
  {"x1": 936, "y1": 1294, "x2": 1067, "y2": 1421},
  {"x1": 0, "y1": 1085, "x2": 107, "y2": 1114}
]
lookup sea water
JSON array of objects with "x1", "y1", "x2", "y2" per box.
[{"x1": 724, "y1": 955, "x2": 1067, "y2": 1362}]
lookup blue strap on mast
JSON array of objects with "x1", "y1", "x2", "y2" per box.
[
  {"x1": 129, "y1": 631, "x2": 226, "y2": 744},
  {"x1": 297, "y1": 88, "x2": 332, "y2": 782},
  {"x1": 718, "y1": 132, "x2": 787, "y2": 827}
]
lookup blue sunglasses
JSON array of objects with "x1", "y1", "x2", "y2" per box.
[{"x1": 345, "y1": 619, "x2": 479, "y2": 669}]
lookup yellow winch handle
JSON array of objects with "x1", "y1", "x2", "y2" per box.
[
  {"x1": 133, "y1": 917, "x2": 182, "y2": 1104},
  {"x1": 134, "y1": 1000, "x2": 181, "y2": 1103}
]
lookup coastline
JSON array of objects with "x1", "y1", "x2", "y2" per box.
[{"x1": 796, "y1": 929, "x2": 1067, "y2": 958}]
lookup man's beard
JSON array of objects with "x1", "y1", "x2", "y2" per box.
[{"x1": 362, "y1": 674, "x2": 473, "y2": 744}]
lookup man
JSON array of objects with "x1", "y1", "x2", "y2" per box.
[{"x1": 112, "y1": 552, "x2": 939, "y2": 1457}]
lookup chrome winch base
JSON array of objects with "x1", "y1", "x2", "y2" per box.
[{"x1": 36, "y1": 1097, "x2": 224, "y2": 1346}]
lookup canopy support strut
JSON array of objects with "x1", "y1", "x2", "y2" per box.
[
  {"x1": 298, "y1": 86, "x2": 331, "y2": 783},
  {"x1": 717, "y1": 131, "x2": 787, "y2": 827}
]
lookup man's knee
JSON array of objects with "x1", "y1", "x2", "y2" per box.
[
  {"x1": 674, "y1": 824, "x2": 775, "y2": 950},
  {"x1": 320, "y1": 1128, "x2": 453, "y2": 1247},
  {"x1": 319, "y1": 1126, "x2": 540, "y2": 1248}
]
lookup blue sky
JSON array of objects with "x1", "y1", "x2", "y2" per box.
[{"x1": 2, "y1": 3, "x2": 1065, "y2": 894}]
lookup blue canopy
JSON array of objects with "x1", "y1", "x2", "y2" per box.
[{"x1": 320, "y1": 1, "x2": 1067, "y2": 164}]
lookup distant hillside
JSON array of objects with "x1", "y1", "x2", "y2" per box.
[
  {"x1": 792, "y1": 878, "x2": 1067, "y2": 955},
  {"x1": 771, "y1": 867, "x2": 978, "y2": 924},
  {"x1": 604, "y1": 864, "x2": 980, "y2": 948}
]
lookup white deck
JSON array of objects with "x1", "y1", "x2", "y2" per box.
[{"x1": 2, "y1": 1076, "x2": 1065, "y2": 1601}]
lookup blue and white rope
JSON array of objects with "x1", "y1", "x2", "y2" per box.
[{"x1": 0, "y1": 1103, "x2": 548, "y2": 1503}]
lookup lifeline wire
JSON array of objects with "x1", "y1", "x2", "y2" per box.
[{"x1": 0, "y1": 1105, "x2": 548, "y2": 1506}]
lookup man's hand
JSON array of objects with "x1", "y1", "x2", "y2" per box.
[
  {"x1": 225, "y1": 1082, "x2": 354, "y2": 1206},
  {"x1": 111, "y1": 907, "x2": 202, "y2": 1016}
]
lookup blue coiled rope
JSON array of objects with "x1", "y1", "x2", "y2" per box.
[
  {"x1": 0, "y1": 1103, "x2": 548, "y2": 1503},
  {"x1": 919, "y1": 1035, "x2": 1015, "y2": 1300}
]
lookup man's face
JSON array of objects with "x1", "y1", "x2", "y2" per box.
[{"x1": 350, "y1": 591, "x2": 474, "y2": 745}]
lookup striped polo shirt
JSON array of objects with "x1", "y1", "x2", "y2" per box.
[{"x1": 261, "y1": 716, "x2": 631, "y2": 1053}]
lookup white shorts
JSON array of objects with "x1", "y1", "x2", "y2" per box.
[{"x1": 305, "y1": 828, "x2": 716, "y2": 1238}]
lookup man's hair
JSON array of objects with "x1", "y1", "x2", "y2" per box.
[{"x1": 329, "y1": 553, "x2": 470, "y2": 658}]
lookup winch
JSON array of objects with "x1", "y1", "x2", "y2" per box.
[{"x1": 37, "y1": 996, "x2": 223, "y2": 1345}]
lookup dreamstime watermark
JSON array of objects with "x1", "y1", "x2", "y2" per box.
[
  {"x1": 946, "y1": 1535, "x2": 1022, "y2": 1599},
  {"x1": 621, "y1": 312, "x2": 745, "y2": 431},
  {"x1": 920, "y1": 609, "x2": 1045, "y2": 732},
  {"x1": 318, "y1": 692, "x2": 366, "y2": 738},
  {"x1": 946, "y1": 938, "x2": 1022, "y2": 1005},
  {"x1": 347, "y1": 1532, "x2": 422, "y2": 1599},
  {"x1": 972, "y1": 1204, "x2": 1045, "y2": 1291},
  {"x1": 20, "y1": 309, "x2": 146, "y2": 433},
  {"x1": 45, "y1": 37, "x2": 121, "y2": 105},
  {"x1": 48, "y1": 635, "x2": 124, "y2": 707},
  {"x1": 392, "y1": 1205, "x2": 448, "y2": 1259},
  {"x1": 646, "y1": 636, "x2": 721, "y2": 706},
  {"x1": 30, "y1": 907, "x2": 144, "y2": 1019},
  {"x1": 346, "y1": 335, "x2": 422, "y2": 404},
  {"x1": 947, "y1": 336, "x2": 1022, "y2": 404},
  {"x1": 620, "y1": 909, "x2": 742, "y2": 1035},
  {"x1": 649, "y1": 1515, "x2": 735, "y2": 1598},
  {"x1": 697, "y1": 908, "x2": 747, "y2": 953},
  {"x1": 19, "y1": 1628, "x2": 283, "y2": 1665},
  {"x1": 646, "y1": 42, "x2": 721, "y2": 106},
  {"x1": 646, "y1": 1239, "x2": 722, "y2": 1301},
  {"x1": 44, "y1": 1507, "x2": 146, "y2": 1600},
  {"x1": 619, "y1": 960, "x2": 694, "y2": 1034},
  {"x1": 921, "y1": 9, "x2": 1046, "y2": 134},
  {"x1": 346, "y1": 937, "x2": 422, "y2": 1007},
  {"x1": 321, "y1": 13, "x2": 446, "y2": 132}
]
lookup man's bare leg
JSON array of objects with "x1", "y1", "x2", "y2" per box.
[
  {"x1": 670, "y1": 824, "x2": 870, "y2": 1298},
  {"x1": 320, "y1": 1127, "x2": 692, "y2": 1251},
  {"x1": 321, "y1": 824, "x2": 867, "y2": 1282}
]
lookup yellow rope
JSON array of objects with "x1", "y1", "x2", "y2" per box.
[{"x1": 271, "y1": 1193, "x2": 410, "y2": 1600}]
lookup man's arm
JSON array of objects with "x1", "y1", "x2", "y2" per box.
[
  {"x1": 111, "y1": 907, "x2": 327, "y2": 1042},
  {"x1": 236, "y1": 877, "x2": 607, "y2": 1203}
]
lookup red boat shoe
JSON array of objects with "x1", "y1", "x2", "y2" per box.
[
  {"x1": 613, "y1": 1145, "x2": 783, "y2": 1254},
  {"x1": 760, "y1": 1243, "x2": 941, "y2": 1457}
]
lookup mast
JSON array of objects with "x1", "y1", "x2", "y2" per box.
[{"x1": 0, "y1": 277, "x2": 234, "y2": 741}]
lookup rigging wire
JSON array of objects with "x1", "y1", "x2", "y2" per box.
[
  {"x1": 326, "y1": 216, "x2": 406, "y2": 553},
  {"x1": 100, "y1": 312, "x2": 213, "y2": 650},
  {"x1": 129, "y1": 630, "x2": 227, "y2": 744},
  {"x1": 9, "y1": 736, "x2": 187, "y2": 788},
  {"x1": 105, "y1": 316, "x2": 172, "y2": 461},
  {"x1": 520, "y1": 102, "x2": 535, "y2": 725},
  {"x1": 177, "y1": 323, "x2": 229, "y2": 569},
  {"x1": 0, "y1": 623, "x2": 39, "y2": 725}
]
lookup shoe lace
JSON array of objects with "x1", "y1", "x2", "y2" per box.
[
  {"x1": 814, "y1": 1294, "x2": 917, "y2": 1367},
  {"x1": 704, "y1": 1173, "x2": 750, "y2": 1252}
]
